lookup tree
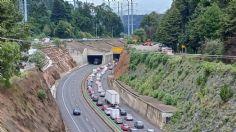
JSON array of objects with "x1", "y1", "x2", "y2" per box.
[
  {"x1": 187, "y1": 3, "x2": 227, "y2": 52},
  {"x1": 51, "y1": 0, "x2": 72, "y2": 23},
  {"x1": 29, "y1": 50, "x2": 46, "y2": 70},
  {"x1": 134, "y1": 28, "x2": 146, "y2": 42},
  {"x1": 0, "y1": 42, "x2": 21, "y2": 86},
  {"x1": 140, "y1": 12, "x2": 160, "y2": 40},
  {"x1": 225, "y1": 0, "x2": 236, "y2": 36},
  {"x1": 156, "y1": 7, "x2": 182, "y2": 51},
  {"x1": 202, "y1": 39, "x2": 224, "y2": 55},
  {"x1": 54, "y1": 21, "x2": 74, "y2": 38}
]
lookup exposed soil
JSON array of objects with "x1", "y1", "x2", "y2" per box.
[
  {"x1": 0, "y1": 70, "x2": 65, "y2": 132},
  {"x1": 0, "y1": 46, "x2": 77, "y2": 132},
  {"x1": 113, "y1": 50, "x2": 129, "y2": 79}
]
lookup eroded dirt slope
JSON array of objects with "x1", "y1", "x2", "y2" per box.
[
  {"x1": 0, "y1": 70, "x2": 65, "y2": 132},
  {"x1": 0, "y1": 46, "x2": 77, "y2": 132}
]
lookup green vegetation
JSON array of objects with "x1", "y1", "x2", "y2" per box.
[
  {"x1": 120, "y1": 50, "x2": 236, "y2": 131},
  {"x1": 140, "y1": 0, "x2": 236, "y2": 53},
  {"x1": 37, "y1": 89, "x2": 47, "y2": 101},
  {"x1": 28, "y1": 0, "x2": 123, "y2": 38},
  {"x1": 29, "y1": 50, "x2": 46, "y2": 70},
  {"x1": 133, "y1": 28, "x2": 146, "y2": 43},
  {"x1": 203, "y1": 39, "x2": 224, "y2": 55},
  {"x1": 220, "y1": 84, "x2": 233, "y2": 102},
  {"x1": 0, "y1": 42, "x2": 21, "y2": 87}
]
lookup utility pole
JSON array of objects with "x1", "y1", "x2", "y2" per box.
[
  {"x1": 131, "y1": 0, "x2": 134, "y2": 34},
  {"x1": 127, "y1": 0, "x2": 130, "y2": 37},
  {"x1": 118, "y1": 1, "x2": 120, "y2": 16}
]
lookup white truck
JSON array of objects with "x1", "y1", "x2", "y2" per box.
[
  {"x1": 105, "y1": 90, "x2": 120, "y2": 106},
  {"x1": 110, "y1": 108, "x2": 120, "y2": 120}
]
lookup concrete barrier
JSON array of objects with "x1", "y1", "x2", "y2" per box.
[{"x1": 109, "y1": 78, "x2": 176, "y2": 129}]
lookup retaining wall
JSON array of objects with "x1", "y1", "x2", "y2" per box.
[{"x1": 109, "y1": 79, "x2": 176, "y2": 129}]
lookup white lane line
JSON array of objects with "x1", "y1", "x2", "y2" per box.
[
  {"x1": 62, "y1": 71, "x2": 82, "y2": 132},
  {"x1": 62, "y1": 66, "x2": 88, "y2": 132}
]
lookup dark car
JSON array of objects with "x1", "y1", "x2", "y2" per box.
[
  {"x1": 134, "y1": 121, "x2": 144, "y2": 129},
  {"x1": 73, "y1": 108, "x2": 81, "y2": 115},
  {"x1": 92, "y1": 95, "x2": 99, "y2": 102},
  {"x1": 96, "y1": 100, "x2": 103, "y2": 106},
  {"x1": 120, "y1": 109, "x2": 127, "y2": 116}
]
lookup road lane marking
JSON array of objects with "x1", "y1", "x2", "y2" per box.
[{"x1": 62, "y1": 70, "x2": 82, "y2": 132}]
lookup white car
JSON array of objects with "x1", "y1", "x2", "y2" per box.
[{"x1": 105, "y1": 108, "x2": 113, "y2": 116}]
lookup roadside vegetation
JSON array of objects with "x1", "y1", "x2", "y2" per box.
[{"x1": 119, "y1": 50, "x2": 236, "y2": 131}]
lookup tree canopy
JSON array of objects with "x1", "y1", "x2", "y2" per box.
[
  {"x1": 141, "y1": 0, "x2": 236, "y2": 53},
  {"x1": 28, "y1": 0, "x2": 123, "y2": 38}
]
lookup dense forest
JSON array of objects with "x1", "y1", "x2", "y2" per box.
[
  {"x1": 28, "y1": 0, "x2": 123, "y2": 38},
  {"x1": 139, "y1": 0, "x2": 236, "y2": 54}
]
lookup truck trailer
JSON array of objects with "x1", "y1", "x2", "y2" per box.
[{"x1": 105, "y1": 90, "x2": 120, "y2": 106}]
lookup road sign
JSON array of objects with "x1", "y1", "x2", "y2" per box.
[{"x1": 112, "y1": 47, "x2": 124, "y2": 54}]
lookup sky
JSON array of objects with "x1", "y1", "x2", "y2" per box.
[{"x1": 66, "y1": 0, "x2": 173, "y2": 14}]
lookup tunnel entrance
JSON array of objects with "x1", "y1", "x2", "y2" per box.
[
  {"x1": 87, "y1": 55, "x2": 103, "y2": 65},
  {"x1": 113, "y1": 54, "x2": 120, "y2": 62}
]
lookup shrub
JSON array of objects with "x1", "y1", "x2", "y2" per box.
[
  {"x1": 202, "y1": 39, "x2": 224, "y2": 55},
  {"x1": 163, "y1": 94, "x2": 177, "y2": 105},
  {"x1": 220, "y1": 84, "x2": 233, "y2": 102},
  {"x1": 29, "y1": 50, "x2": 46, "y2": 70},
  {"x1": 196, "y1": 75, "x2": 207, "y2": 86},
  {"x1": 38, "y1": 89, "x2": 47, "y2": 101}
]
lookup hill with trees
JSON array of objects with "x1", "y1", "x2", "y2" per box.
[
  {"x1": 28, "y1": 0, "x2": 123, "y2": 38},
  {"x1": 139, "y1": 0, "x2": 236, "y2": 55}
]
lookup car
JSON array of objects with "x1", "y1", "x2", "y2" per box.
[
  {"x1": 105, "y1": 108, "x2": 113, "y2": 116},
  {"x1": 91, "y1": 74, "x2": 95, "y2": 78},
  {"x1": 134, "y1": 121, "x2": 144, "y2": 129},
  {"x1": 92, "y1": 95, "x2": 99, "y2": 102},
  {"x1": 128, "y1": 128, "x2": 138, "y2": 132},
  {"x1": 120, "y1": 109, "x2": 127, "y2": 116},
  {"x1": 115, "y1": 117, "x2": 123, "y2": 124},
  {"x1": 146, "y1": 129, "x2": 155, "y2": 132},
  {"x1": 73, "y1": 108, "x2": 81, "y2": 115},
  {"x1": 121, "y1": 123, "x2": 130, "y2": 131},
  {"x1": 125, "y1": 114, "x2": 133, "y2": 121},
  {"x1": 94, "y1": 58, "x2": 99, "y2": 65},
  {"x1": 96, "y1": 100, "x2": 103, "y2": 106},
  {"x1": 101, "y1": 104, "x2": 108, "y2": 111},
  {"x1": 100, "y1": 91, "x2": 105, "y2": 97}
]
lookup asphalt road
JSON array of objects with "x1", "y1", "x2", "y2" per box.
[
  {"x1": 56, "y1": 65, "x2": 112, "y2": 132},
  {"x1": 101, "y1": 71, "x2": 162, "y2": 132}
]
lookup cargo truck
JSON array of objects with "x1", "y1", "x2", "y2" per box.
[{"x1": 105, "y1": 90, "x2": 120, "y2": 106}]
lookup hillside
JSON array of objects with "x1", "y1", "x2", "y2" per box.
[
  {"x1": 116, "y1": 50, "x2": 236, "y2": 131},
  {"x1": 0, "y1": 70, "x2": 65, "y2": 132},
  {"x1": 0, "y1": 46, "x2": 76, "y2": 132}
]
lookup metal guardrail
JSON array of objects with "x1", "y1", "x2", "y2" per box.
[{"x1": 81, "y1": 75, "x2": 123, "y2": 132}]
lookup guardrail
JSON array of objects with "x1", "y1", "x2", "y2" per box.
[{"x1": 81, "y1": 74, "x2": 123, "y2": 132}]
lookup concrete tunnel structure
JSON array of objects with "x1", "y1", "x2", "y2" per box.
[{"x1": 82, "y1": 48, "x2": 114, "y2": 65}]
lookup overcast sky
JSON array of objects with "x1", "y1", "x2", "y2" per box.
[{"x1": 66, "y1": 0, "x2": 173, "y2": 14}]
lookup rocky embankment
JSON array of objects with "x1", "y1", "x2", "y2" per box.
[{"x1": 0, "y1": 46, "x2": 76, "y2": 132}]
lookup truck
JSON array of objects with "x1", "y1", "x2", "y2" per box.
[
  {"x1": 105, "y1": 90, "x2": 120, "y2": 106},
  {"x1": 110, "y1": 108, "x2": 120, "y2": 120}
]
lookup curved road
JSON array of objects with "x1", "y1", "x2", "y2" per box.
[{"x1": 56, "y1": 65, "x2": 111, "y2": 132}]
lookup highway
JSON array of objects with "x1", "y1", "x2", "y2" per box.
[
  {"x1": 101, "y1": 71, "x2": 162, "y2": 132},
  {"x1": 56, "y1": 65, "x2": 111, "y2": 132}
]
